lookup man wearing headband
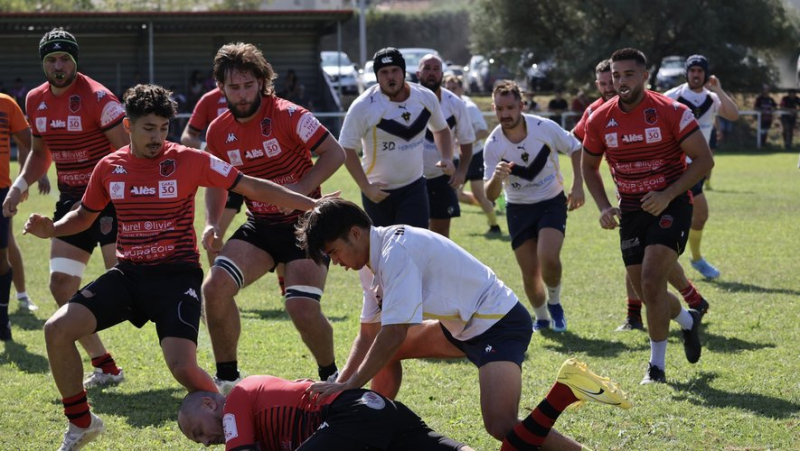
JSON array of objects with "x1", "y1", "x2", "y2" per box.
[
  {"x1": 339, "y1": 47, "x2": 454, "y2": 228},
  {"x1": 3, "y1": 28, "x2": 128, "y2": 387}
]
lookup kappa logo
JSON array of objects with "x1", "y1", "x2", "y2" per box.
[
  {"x1": 130, "y1": 185, "x2": 156, "y2": 196},
  {"x1": 287, "y1": 105, "x2": 297, "y2": 117},
  {"x1": 622, "y1": 133, "x2": 644, "y2": 144},
  {"x1": 245, "y1": 148, "x2": 264, "y2": 160},
  {"x1": 112, "y1": 165, "x2": 127, "y2": 174},
  {"x1": 605, "y1": 118, "x2": 619, "y2": 128},
  {"x1": 37, "y1": 102, "x2": 48, "y2": 111},
  {"x1": 184, "y1": 288, "x2": 199, "y2": 300},
  {"x1": 381, "y1": 56, "x2": 393, "y2": 64},
  {"x1": 225, "y1": 133, "x2": 238, "y2": 144}
]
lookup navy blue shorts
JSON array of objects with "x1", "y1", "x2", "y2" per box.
[
  {"x1": 54, "y1": 197, "x2": 117, "y2": 254},
  {"x1": 0, "y1": 188, "x2": 9, "y2": 249},
  {"x1": 506, "y1": 192, "x2": 567, "y2": 250},
  {"x1": 362, "y1": 176, "x2": 429, "y2": 228},
  {"x1": 225, "y1": 191, "x2": 244, "y2": 213},
  {"x1": 690, "y1": 176, "x2": 706, "y2": 197},
  {"x1": 465, "y1": 151, "x2": 485, "y2": 181},
  {"x1": 619, "y1": 196, "x2": 692, "y2": 266},
  {"x1": 426, "y1": 175, "x2": 460, "y2": 220},
  {"x1": 440, "y1": 302, "x2": 532, "y2": 368}
]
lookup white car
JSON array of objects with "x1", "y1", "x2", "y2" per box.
[
  {"x1": 398, "y1": 48, "x2": 446, "y2": 82},
  {"x1": 655, "y1": 55, "x2": 686, "y2": 91},
  {"x1": 321, "y1": 51, "x2": 359, "y2": 95},
  {"x1": 359, "y1": 60, "x2": 377, "y2": 91}
]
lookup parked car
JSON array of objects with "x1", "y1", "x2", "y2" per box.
[
  {"x1": 398, "y1": 48, "x2": 446, "y2": 82},
  {"x1": 465, "y1": 55, "x2": 486, "y2": 93},
  {"x1": 655, "y1": 55, "x2": 686, "y2": 91},
  {"x1": 359, "y1": 60, "x2": 377, "y2": 91},
  {"x1": 465, "y1": 49, "x2": 554, "y2": 94},
  {"x1": 321, "y1": 50, "x2": 359, "y2": 95}
]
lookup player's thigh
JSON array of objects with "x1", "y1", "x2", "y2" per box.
[
  {"x1": 394, "y1": 321, "x2": 464, "y2": 360},
  {"x1": 284, "y1": 258, "x2": 328, "y2": 289},
  {"x1": 50, "y1": 238, "x2": 92, "y2": 265},
  {"x1": 537, "y1": 227, "x2": 565, "y2": 263},
  {"x1": 216, "y1": 238, "x2": 275, "y2": 287}
]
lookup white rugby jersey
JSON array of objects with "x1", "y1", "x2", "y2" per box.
[
  {"x1": 664, "y1": 83, "x2": 721, "y2": 143},
  {"x1": 339, "y1": 83, "x2": 448, "y2": 189},
  {"x1": 422, "y1": 87, "x2": 475, "y2": 178},
  {"x1": 483, "y1": 114, "x2": 581, "y2": 205},
  {"x1": 462, "y1": 94, "x2": 488, "y2": 154},
  {"x1": 358, "y1": 225, "x2": 519, "y2": 340}
]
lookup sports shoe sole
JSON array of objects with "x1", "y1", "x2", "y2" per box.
[
  {"x1": 557, "y1": 358, "x2": 632, "y2": 409},
  {"x1": 683, "y1": 309, "x2": 702, "y2": 364}
]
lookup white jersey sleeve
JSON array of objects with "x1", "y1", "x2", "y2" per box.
[
  {"x1": 482, "y1": 125, "x2": 503, "y2": 181},
  {"x1": 547, "y1": 117, "x2": 582, "y2": 155},
  {"x1": 339, "y1": 98, "x2": 369, "y2": 150},
  {"x1": 422, "y1": 87, "x2": 448, "y2": 133},
  {"x1": 376, "y1": 243, "x2": 424, "y2": 326},
  {"x1": 359, "y1": 268, "x2": 382, "y2": 323}
]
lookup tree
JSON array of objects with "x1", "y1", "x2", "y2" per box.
[{"x1": 470, "y1": 0, "x2": 799, "y2": 91}]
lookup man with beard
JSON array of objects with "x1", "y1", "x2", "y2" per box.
[
  {"x1": 339, "y1": 47, "x2": 454, "y2": 228},
  {"x1": 575, "y1": 59, "x2": 712, "y2": 332},
  {"x1": 665, "y1": 55, "x2": 738, "y2": 280},
  {"x1": 3, "y1": 28, "x2": 127, "y2": 387},
  {"x1": 417, "y1": 54, "x2": 474, "y2": 238},
  {"x1": 202, "y1": 42, "x2": 345, "y2": 393},
  {"x1": 484, "y1": 80, "x2": 584, "y2": 333},
  {"x1": 582, "y1": 48, "x2": 709, "y2": 384},
  {"x1": 24, "y1": 83, "x2": 323, "y2": 451}
]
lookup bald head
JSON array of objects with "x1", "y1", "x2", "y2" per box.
[
  {"x1": 417, "y1": 54, "x2": 444, "y2": 93},
  {"x1": 178, "y1": 391, "x2": 227, "y2": 447}
]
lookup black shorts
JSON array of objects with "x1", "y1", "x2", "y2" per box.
[
  {"x1": 53, "y1": 197, "x2": 117, "y2": 254},
  {"x1": 690, "y1": 176, "x2": 706, "y2": 197},
  {"x1": 69, "y1": 262, "x2": 203, "y2": 344},
  {"x1": 440, "y1": 302, "x2": 532, "y2": 368},
  {"x1": 297, "y1": 390, "x2": 465, "y2": 451},
  {"x1": 506, "y1": 192, "x2": 568, "y2": 250},
  {"x1": 229, "y1": 217, "x2": 312, "y2": 271},
  {"x1": 362, "y1": 176, "x2": 429, "y2": 228},
  {"x1": 225, "y1": 191, "x2": 244, "y2": 213},
  {"x1": 0, "y1": 188, "x2": 9, "y2": 249},
  {"x1": 619, "y1": 196, "x2": 692, "y2": 266},
  {"x1": 465, "y1": 150, "x2": 485, "y2": 181},
  {"x1": 426, "y1": 175, "x2": 460, "y2": 220}
]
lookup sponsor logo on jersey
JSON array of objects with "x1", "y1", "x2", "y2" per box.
[
  {"x1": 210, "y1": 156, "x2": 233, "y2": 176},
  {"x1": 223, "y1": 413, "x2": 239, "y2": 442},
  {"x1": 67, "y1": 116, "x2": 82, "y2": 132},
  {"x1": 245, "y1": 148, "x2": 264, "y2": 160},
  {"x1": 159, "y1": 180, "x2": 178, "y2": 198},
  {"x1": 360, "y1": 391, "x2": 386, "y2": 410},
  {"x1": 659, "y1": 214, "x2": 674, "y2": 229},
  {"x1": 121, "y1": 220, "x2": 174, "y2": 233},
  {"x1": 645, "y1": 127, "x2": 662, "y2": 144},
  {"x1": 225, "y1": 133, "x2": 238, "y2": 143},
  {"x1": 100, "y1": 101, "x2": 125, "y2": 128},
  {"x1": 227, "y1": 150, "x2": 243, "y2": 166},
  {"x1": 159, "y1": 159, "x2": 176, "y2": 177},
  {"x1": 96, "y1": 91, "x2": 107, "y2": 101},
  {"x1": 622, "y1": 133, "x2": 644, "y2": 144},
  {"x1": 262, "y1": 138, "x2": 282, "y2": 158},
  {"x1": 644, "y1": 108, "x2": 657, "y2": 125},
  {"x1": 112, "y1": 165, "x2": 127, "y2": 174},
  {"x1": 605, "y1": 133, "x2": 618, "y2": 148},
  {"x1": 69, "y1": 95, "x2": 81, "y2": 113},
  {"x1": 216, "y1": 107, "x2": 227, "y2": 117},
  {"x1": 36, "y1": 117, "x2": 47, "y2": 132},
  {"x1": 605, "y1": 118, "x2": 619, "y2": 128},
  {"x1": 50, "y1": 119, "x2": 66, "y2": 129},
  {"x1": 109, "y1": 181, "x2": 125, "y2": 199},
  {"x1": 287, "y1": 105, "x2": 297, "y2": 117},
  {"x1": 130, "y1": 185, "x2": 156, "y2": 196},
  {"x1": 100, "y1": 216, "x2": 114, "y2": 235},
  {"x1": 297, "y1": 113, "x2": 322, "y2": 143},
  {"x1": 260, "y1": 118, "x2": 272, "y2": 137},
  {"x1": 37, "y1": 102, "x2": 48, "y2": 111},
  {"x1": 679, "y1": 108, "x2": 695, "y2": 132}
]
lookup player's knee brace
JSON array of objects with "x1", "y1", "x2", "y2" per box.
[
  {"x1": 213, "y1": 256, "x2": 244, "y2": 289},
  {"x1": 284, "y1": 285, "x2": 323, "y2": 302}
]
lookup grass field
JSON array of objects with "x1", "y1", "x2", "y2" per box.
[{"x1": 1, "y1": 149, "x2": 799, "y2": 450}]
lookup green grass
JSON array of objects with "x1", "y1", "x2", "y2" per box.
[{"x1": 2, "y1": 149, "x2": 799, "y2": 450}]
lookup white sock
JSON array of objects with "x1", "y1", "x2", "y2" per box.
[
  {"x1": 673, "y1": 308, "x2": 694, "y2": 330},
  {"x1": 546, "y1": 284, "x2": 561, "y2": 305},
  {"x1": 16, "y1": 292, "x2": 28, "y2": 300},
  {"x1": 650, "y1": 339, "x2": 667, "y2": 370},
  {"x1": 533, "y1": 304, "x2": 550, "y2": 321}
]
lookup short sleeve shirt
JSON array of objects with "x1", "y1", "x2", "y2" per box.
[
  {"x1": 81, "y1": 141, "x2": 242, "y2": 266},
  {"x1": 422, "y1": 88, "x2": 475, "y2": 178},
  {"x1": 664, "y1": 83, "x2": 721, "y2": 143},
  {"x1": 462, "y1": 95, "x2": 488, "y2": 154},
  {"x1": 483, "y1": 114, "x2": 581, "y2": 205},
  {"x1": 187, "y1": 88, "x2": 228, "y2": 132},
  {"x1": 583, "y1": 90, "x2": 699, "y2": 213},
  {"x1": 26, "y1": 73, "x2": 126, "y2": 200},
  {"x1": 339, "y1": 83, "x2": 448, "y2": 189},
  {"x1": 206, "y1": 95, "x2": 329, "y2": 225},
  {"x1": 0, "y1": 93, "x2": 30, "y2": 188},
  {"x1": 571, "y1": 97, "x2": 606, "y2": 143}
]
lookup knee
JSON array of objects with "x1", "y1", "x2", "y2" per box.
[
  {"x1": 201, "y1": 271, "x2": 238, "y2": 307},
  {"x1": 49, "y1": 273, "x2": 77, "y2": 303},
  {"x1": 483, "y1": 416, "x2": 516, "y2": 441},
  {"x1": 540, "y1": 254, "x2": 561, "y2": 273},
  {"x1": 285, "y1": 298, "x2": 321, "y2": 325},
  {"x1": 44, "y1": 315, "x2": 72, "y2": 344}
]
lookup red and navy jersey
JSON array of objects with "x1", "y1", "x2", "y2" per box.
[
  {"x1": 583, "y1": 90, "x2": 699, "y2": 213},
  {"x1": 26, "y1": 73, "x2": 126, "y2": 200},
  {"x1": 206, "y1": 95, "x2": 329, "y2": 224},
  {"x1": 81, "y1": 141, "x2": 242, "y2": 266},
  {"x1": 572, "y1": 96, "x2": 605, "y2": 142},
  {"x1": 187, "y1": 88, "x2": 228, "y2": 132},
  {"x1": 222, "y1": 376, "x2": 342, "y2": 451}
]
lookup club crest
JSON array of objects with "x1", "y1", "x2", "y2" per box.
[
  {"x1": 159, "y1": 159, "x2": 176, "y2": 177},
  {"x1": 659, "y1": 214, "x2": 673, "y2": 229},
  {"x1": 644, "y1": 108, "x2": 657, "y2": 125},
  {"x1": 260, "y1": 118, "x2": 272, "y2": 137},
  {"x1": 69, "y1": 95, "x2": 81, "y2": 113}
]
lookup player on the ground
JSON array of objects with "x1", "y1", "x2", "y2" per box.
[
  {"x1": 445, "y1": 75, "x2": 501, "y2": 234},
  {"x1": 296, "y1": 198, "x2": 631, "y2": 449},
  {"x1": 417, "y1": 54, "x2": 474, "y2": 238},
  {"x1": 664, "y1": 55, "x2": 739, "y2": 280},
  {"x1": 574, "y1": 59, "x2": 713, "y2": 332},
  {"x1": 2, "y1": 28, "x2": 126, "y2": 385},
  {"x1": 202, "y1": 42, "x2": 345, "y2": 392},
  {"x1": 582, "y1": 48, "x2": 709, "y2": 384},
  {"x1": 339, "y1": 47, "x2": 454, "y2": 228},
  {"x1": 23, "y1": 83, "x2": 325, "y2": 450},
  {"x1": 484, "y1": 80, "x2": 584, "y2": 333}
]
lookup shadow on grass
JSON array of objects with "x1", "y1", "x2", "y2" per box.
[
  {"x1": 9, "y1": 310, "x2": 46, "y2": 331},
  {"x1": 241, "y1": 308, "x2": 348, "y2": 323},
  {"x1": 538, "y1": 330, "x2": 648, "y2": 357},
  {"x1": 84, "y1": 387, "x2": 183, "y2": 427},
  {"x1": 707, "y1": 280, "x2": 800, "y2": 296},
  {"x1": 671, "y1": 372, "x2": 800, "y2": 419},
  {"x1": 664, "y1": 327, "x2": 775, "y2": 354},
  {"x1": 0, "y1": 340, "x2": 50, "y2": 373}
]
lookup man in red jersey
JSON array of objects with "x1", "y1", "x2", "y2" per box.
[
  {"x1": 178, "y1": 375, "x2": 473, "y2": 450},
  {"x1": 202, "y1": 43, "x2": 345, "y2": 392},
  {"x1": 582, "y1": 48, "x2": 712, "y2": 385},
  {"x1": 574, "y1": 59, "x2": 712, "y2": 333},
  {"x1": 23, "y1": 84, "x2": 324, "y2": 450},
  {"x1": 2, "y1": 28, "x2": 128, "y2": 387}
]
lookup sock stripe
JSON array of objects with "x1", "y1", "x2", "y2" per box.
[
  {"x1": 65, "y1": 409, "x2": 90, "y2": 420},
  {"x1": 63, "y1": 395, "x2": 88, "y2": 408},
  {"x1": 536, "y1": 398, "x2": 560, "y2": 420}
]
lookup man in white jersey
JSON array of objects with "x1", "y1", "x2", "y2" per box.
[
  {"x1": 339, "y1": 47, "x2": 454, "y2": 228},
  {"x1": 664, "y1": 55, "x2": 738, "y2": 280},
  {"x1": 418, "y1": 54, "x2": 475, "y2": 237},
  {"x1": 484, "y1": 80, "x2": 584, "y2": 333},
  {"x1": 296, "y1": 198, "x2": 632, "y2": 449},
  {"x1": 444, "y1": 75, "x2": 501, "y2": 234}
]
